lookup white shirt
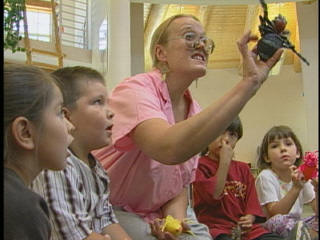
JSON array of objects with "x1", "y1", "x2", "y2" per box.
[{"x1": 255, "y1": 169, "x2": 315, "y2": 218}]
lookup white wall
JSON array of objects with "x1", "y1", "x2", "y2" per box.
[
  {"x1": 296, "y1": 2, "x2": 318, "y2": 151},
  {"x1": 189, "y1": 65, "x2": 308, "y2": 167}
]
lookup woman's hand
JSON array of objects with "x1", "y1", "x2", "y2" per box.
[
  {"x1": 150, "y1": 219, "x2": 177, "y2": 240},
  {"x1": 237, "y1": 30, "x2": 283, "y2": 92},
  {"x1": 149, "y1": 219, "x2": 191, "y2": 240}
]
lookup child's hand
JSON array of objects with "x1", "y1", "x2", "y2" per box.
[
  {"x1": 219, "y1": 139, "x2": 234, "y2": 164},
  {"x1": 311, "y1": 177, "x2": 318, "y2": 193},
  {"x1": 290, "y1": 165, "x2": 305, "y2": 189},
  {"x1": 238, "y1": 214, "x2": 255, "y2": 234}
]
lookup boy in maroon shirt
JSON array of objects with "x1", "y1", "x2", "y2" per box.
[{"x1": 193, "y1": 116, "x2": 284, "y2": 240}]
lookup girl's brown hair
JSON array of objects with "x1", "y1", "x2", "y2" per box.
[
  {"x1": 257, "y1": 125, "x2": 303, "y2": 170},
  {"x1": 150, "y1": 14, "x2": 200, "y2": 73},
  {"x1": 4, "y1": 64, "x2": 60, "y2": 163}
]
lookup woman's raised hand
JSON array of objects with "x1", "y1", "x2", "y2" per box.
[{"x1": 237, "y1": 30, "x2": 283, "y2": 91}]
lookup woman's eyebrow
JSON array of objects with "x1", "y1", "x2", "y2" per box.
[{"x1": 178, "y1": 25, "x2": 205, "y2": 34}]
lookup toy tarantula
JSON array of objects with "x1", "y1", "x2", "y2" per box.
[{"x1": 257, "y1": 0, "x2": 310, "y2": 65}]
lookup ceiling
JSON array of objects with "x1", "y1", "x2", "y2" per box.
[{"x1": 143, "y1": 2, "x2": 304, "y2": 72}]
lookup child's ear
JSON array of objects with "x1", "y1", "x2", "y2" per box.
[
  {"x1": 155, "y1": 44, "x2": 167, "y2": 62},
  {"x1": 11, "y1": 117, "x2": 35, "y2": 150},
  {"x1": 296, "y1": 151, "x2": 301, "y2": 160}
]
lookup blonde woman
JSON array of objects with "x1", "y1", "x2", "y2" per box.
[{"x1": 93, "y1": 14, "x2": 283, "y2": 240}]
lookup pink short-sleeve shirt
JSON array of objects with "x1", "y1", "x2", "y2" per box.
[{"x1": 93, "y1": 69, "x2": 202, "y2": 222}]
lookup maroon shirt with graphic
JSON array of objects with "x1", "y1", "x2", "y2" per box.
[{"x1": 193, "y1": 156, "x2": 269, "y2": 240}]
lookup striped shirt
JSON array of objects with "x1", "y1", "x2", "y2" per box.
[{"x1": 31, "y1": 150, "x2": 118, "y2": 240}]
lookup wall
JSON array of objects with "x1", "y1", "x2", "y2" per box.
[
  {"x1": 189, "y1": 65, "x2": 308, "y2": 167},
  {"x1": 296, "y1": 2, "x2": 318, "y2": 151}
]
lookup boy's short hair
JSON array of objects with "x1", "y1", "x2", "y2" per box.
[
  {"x1": 226, "y1": 116, "x2": 243, "y2": 140},
  {"x1": 52, "y1": 66, "x2": 105, "y2": 109},
  {"x1": 201, "y1": 116, "x2": 243, "y2": 156}
]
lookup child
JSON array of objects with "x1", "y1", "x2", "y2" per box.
[
  {"x1": 255, "y1": 125, "x2": 318, "y2": 240},
  {"x1": 4, "y1": 64, "x2": 74, "y2": 240},
  {"x1": 31, "y1": 66, "x2": 131, "y2": 240},
  {"x1": 193, "y1": 116, "x2": 284, "y2": 240}
]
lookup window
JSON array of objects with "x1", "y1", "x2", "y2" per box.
[
  {"x1": 20, "y1": 9, "x2": 51, "y2": 42},
  {"x1": 98, "y1": 19, "x2": 108, "y2": 50}
]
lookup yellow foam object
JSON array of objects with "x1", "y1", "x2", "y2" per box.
[{"x1": 161, "y1": 215, "x2": 183, "y2": 236}]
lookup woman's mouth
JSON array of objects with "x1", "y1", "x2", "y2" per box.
[
  {"x1": 191, "y1": 52, "x2": 206, "y2": 63},
  {"x1": 106, "y1": 125, "x2": 113, "y2": 131}
]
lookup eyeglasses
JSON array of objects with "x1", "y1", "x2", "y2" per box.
[{"x1": 167, "y1": 32, "x2": 215, "y2": 55}]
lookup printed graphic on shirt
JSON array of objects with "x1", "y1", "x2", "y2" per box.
[{"x1": 223, "y1": 180, "x2": 247, "y2": 199}]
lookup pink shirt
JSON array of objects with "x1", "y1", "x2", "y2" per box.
[{"x1": 93, "y1": 69, "x2": 201, "y2": 222}]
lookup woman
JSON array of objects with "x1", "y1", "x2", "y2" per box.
[{"x1": 93, "y1": 14, "x2": 282, "y2": 240}]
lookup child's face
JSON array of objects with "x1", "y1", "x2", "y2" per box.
[
  {"x1": 265, "y1": 137, "x2": 300, "y2": 170},
  {"x1": 208, "y1": 130, "x2": 238, "y2": 159},
  {"x1": 37, "y1": 85, "x2": 74, "y2": 170},
  {"x1": 69, "y1": 80, "x2": 113, "y2": 151}
]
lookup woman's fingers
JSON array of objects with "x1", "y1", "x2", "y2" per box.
[
  {"x1": 265, "y1": 48, "x2": 284, "y2": 69},
  {"x1": 237, "y1": 30, "x2": 259, "y2": 57}
]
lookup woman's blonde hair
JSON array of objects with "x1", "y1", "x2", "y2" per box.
[{"x1": 150, "y1": 14, "x2": 200, "y2": 73}]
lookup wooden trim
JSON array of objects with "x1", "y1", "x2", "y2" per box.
[
  {"x1": 25, "y1": 0, "x2": 54, "y2": 11},
  {"x1": 22, "y1": 4, "x2": 32, "y2": 64},
  {"x1": 31, "y1": 48, "x2": 66, "y2": 57},
  {"x1": 51, "y1": 0, "x2": 63, "y2": 67},
  {"x1": 30, "y1": 61, "x2": 59, "y2": 70}
]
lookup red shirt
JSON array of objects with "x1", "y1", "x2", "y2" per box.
[{"x1": 193, "y1": 156, "x2": 269, "y2": 240}]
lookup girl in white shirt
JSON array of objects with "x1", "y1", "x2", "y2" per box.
[{"x1": 255, "y1": 125, "x2": 318, "y2": 240}]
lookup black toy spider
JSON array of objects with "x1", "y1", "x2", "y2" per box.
[{"x1": 257, "y1": 0, "x2": 310, "y2": 65}]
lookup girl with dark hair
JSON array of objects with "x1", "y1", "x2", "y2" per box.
[
  {"x1": 4, "y1": 64, "x2": 74, "y2": 240},
  {"x1": 255, "y1": 126, "x2": 318, "y2": 240}
]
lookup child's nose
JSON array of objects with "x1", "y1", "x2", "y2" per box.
[
  {"x1": 106, "y1": 109, "x2": 114, "y2": 119},
  {"x1": 222, "y1": 134, "x2": 230, "y2": 144},
  {"x1": 65, "y1": 118, "x2": 75, "y2": 144},
  {"x1": 65, "y1": 118, "x2": 75, "y2": 132},
  {"x1": 280, "y1": 144, "x2": 287, "y2": 151}
]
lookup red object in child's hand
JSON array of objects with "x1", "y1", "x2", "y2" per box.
[
  {"x1": 298, "y1": 151, "x2": 318, "y2": 180},
  {"x1": 301, "y1": 165, "x2": 317, "y2": 180}
]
